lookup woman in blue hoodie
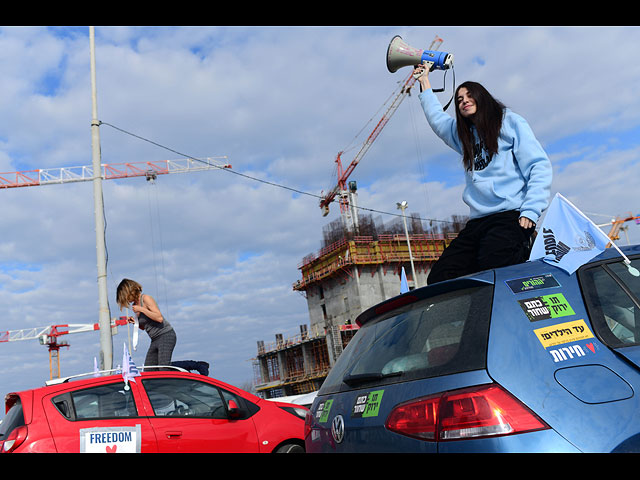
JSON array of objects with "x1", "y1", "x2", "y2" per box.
[{"x1": 414, "y1": 63, "x2": 552, "y2": 284}]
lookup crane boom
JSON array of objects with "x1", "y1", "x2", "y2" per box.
[
  {"x1": 1, "y1": 317, "x2": 131, "y2": 379},
  {"x1": 0, "y1": 317, "x2": 129, "y2": 344},
  {"x1": 319, "y1": 71, "x2": 416, "y2": 215},
  {"x1": 0, "y1": 157, "x2": 231, "y2": 189},
  {"x1": 319, "y1": 35, "x2": 443, "y2": 217}
]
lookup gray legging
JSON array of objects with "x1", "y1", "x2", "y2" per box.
[{"x1": 145, "y1": 330, "x2": 177, "y2": 367}]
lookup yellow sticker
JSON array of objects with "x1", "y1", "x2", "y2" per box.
[{"x1": 534, "y1": 319, "x2": 594, "y2": 349}]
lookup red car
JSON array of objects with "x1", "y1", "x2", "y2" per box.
[{"x1": 0, "y1": 368, "x2": 307, "y2": 453}]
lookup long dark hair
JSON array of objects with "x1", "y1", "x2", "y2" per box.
[{"x1": 455, "y1": 81, "x2": 506, "y2": 171}]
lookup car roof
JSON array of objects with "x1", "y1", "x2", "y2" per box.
[
  {"x1": 5, "y1": 367, "x2": 253, "y2": 402},
  {"x1": 44, "y1": 365, "x2": 188, "y2": 387},
  {"x1": 355, "y1": 243, "x2": 640, "y2": 327}
]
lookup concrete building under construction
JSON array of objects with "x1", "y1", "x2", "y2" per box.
[{"x1": 252, "y1": 212, "x2": 462, "y2": 399}]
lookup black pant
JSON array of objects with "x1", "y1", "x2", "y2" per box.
[
  {"x1": 145, "y1": 329, "x2": 177, "y2": 367},
  {"x1": 427, "y1": 210, "x2": 534, "y2": 285}
]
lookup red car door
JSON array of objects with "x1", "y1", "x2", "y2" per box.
[
  {"x1": 42, "y1": 380, "x2": 158, "y2": 453},
  {"x1": 140, "y1": 376, "x2": 260, "y2": 453}
]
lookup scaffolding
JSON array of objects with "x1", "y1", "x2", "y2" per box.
[
  {"x1": 253, "y1": 323, "x2": 333, "y2": 398},
  {"x1": 293, "y1": 232, "x2": 455, "y2": 292}
]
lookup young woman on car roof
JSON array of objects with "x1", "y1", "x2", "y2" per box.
[
  {"x1": 116, "y1": 278, "x2": 176, "y2": 368},
  {"x1": 413, "y1": 62, "x2": 552, "y2": 284}
]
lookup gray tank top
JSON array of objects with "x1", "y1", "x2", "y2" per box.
[{"x1": 137, "y1": 293, "x2": 173, "y2": 340}]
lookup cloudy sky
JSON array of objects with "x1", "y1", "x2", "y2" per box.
[{"x1": 1, "y1": 25, "x2": 640, "y2": 395}]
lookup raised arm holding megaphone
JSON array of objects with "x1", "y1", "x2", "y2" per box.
[{"x1": 386, "y1": 35, "x2": 553, "y2": 285}]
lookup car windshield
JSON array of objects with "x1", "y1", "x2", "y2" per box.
[
  {"x1": 580, "y1": 256, "x2": 640, "y2": 348},
  {"x1": 319, "y1": 283, "x2": 493, "y2": 394}
]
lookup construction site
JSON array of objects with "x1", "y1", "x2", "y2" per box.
[
  {"x1": 252, "y1": 210, "x2": 463, "y2": 399},
  {"x1": 251, "y1": 210, "x2": 640, "y2": 401},
  {"x1": 251, "y1": 34, "x2": 462, "y2": 399},
  {"x1": 248, "y1": 60, "x2": 640, "y2": 399}
]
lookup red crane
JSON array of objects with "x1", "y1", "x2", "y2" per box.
[
  {"x1": 0, "y1": 317, "x2": 131, "y2": 380},
  {"x1": 319, "y1": 36, "x2": 444, "y2": 224},
  {"x1": 0, "y1": 156, "x2": 231, "y2": 378}
]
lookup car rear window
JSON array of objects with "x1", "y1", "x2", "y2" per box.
[
  {"x1": 580, "y1": 255, "x2": 640, "y2": 348},
  {"x1": 318, "y1": 283, "x2": 494, "y2": 394},
  {"x1": 52, "y1": 382, "x2": 137, "y2": 420}
]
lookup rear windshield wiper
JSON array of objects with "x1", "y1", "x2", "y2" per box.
[{"x1": 343, "y1": 371, "x2": 402, "y2": 386}]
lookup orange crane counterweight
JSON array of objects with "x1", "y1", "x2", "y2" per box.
[{"x1": 604, "y1": 213, "x2": 640, "y2": 248}]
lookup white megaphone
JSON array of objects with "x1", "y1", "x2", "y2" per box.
[{"x1": 386, "y1": 35, "x2": 454, "y2": 73}]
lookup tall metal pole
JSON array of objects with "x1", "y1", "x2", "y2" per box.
[
  {"x1": 89, "y1": 26, "x2": 112, "y2": 370},
  {"x1": 397, "y1": 201, "x2": 418, "y2": 289}
]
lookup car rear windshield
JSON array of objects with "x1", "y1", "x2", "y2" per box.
[
  {"x1": 318, "y1": 283, "x2": 494, "y2": 394},
  {"x1": 580, "y1": 255, "x2": 640, "y2": 348}
]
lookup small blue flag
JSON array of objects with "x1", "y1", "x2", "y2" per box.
[
  {"x1": 400, "y1": 266, "x2": 409, "y2": 293},
  {"x1": 529, "y1": 193, "x2": 611, "y2": 275}
]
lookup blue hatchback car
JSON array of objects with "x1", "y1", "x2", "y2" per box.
[{"x1": 304, "y1": 245, "x2": 640, "y2": 453}]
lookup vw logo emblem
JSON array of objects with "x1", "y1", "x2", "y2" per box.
[{"x1": 331, "y1": 414, "x2": 345, "y2": 444}]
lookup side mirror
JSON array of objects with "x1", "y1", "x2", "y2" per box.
[{"x1": 227, "y1": 399, "x2": 241, "y2": 419}]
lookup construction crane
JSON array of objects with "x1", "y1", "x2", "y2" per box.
[
  {"x1": 0, "y1": 157, "x2": 231, "y2": 189},
  {"x1": 0, "y1": 156, "x2": 231, "y2": 374},
  {"x1": 602, "y1": 213, "x2": 640, "y2": 247},
  {"x1": 0, "y1": 317, "x2": 131, "y2": 380},
  {"x1": 319, "y1": 35, "x2": 444, "y2": 233},
  {"x1": 0, "y1": 29, "x2": 233, "y2": 376}
]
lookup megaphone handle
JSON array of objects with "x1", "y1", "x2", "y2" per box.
[{"x1": 413, "y1": 61, "x2": 434, "y2": 80}]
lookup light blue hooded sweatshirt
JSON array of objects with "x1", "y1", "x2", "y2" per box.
[{"x1": 419, "y1": 88, "x2": 552, "y2": 224}]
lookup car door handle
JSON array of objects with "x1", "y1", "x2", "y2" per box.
[{"x1": 166, "y1": 431, "x2": 182, "y2": 439}]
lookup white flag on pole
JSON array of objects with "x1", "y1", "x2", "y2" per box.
[
  {"x1": 127, "y1": 307, "x2": 139, "y2": 351},
  {"x1": 529, "y1": 193, "x2": 638, "y2": 276},
  {"x1": 122, "y1": 343, "x2": 141, "y2": 390}
]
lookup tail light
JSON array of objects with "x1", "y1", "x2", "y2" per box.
[
  {"x1": 2, "y1": 426, "x2": 28, "y2": 453},
  {"x1": 385, "y1": 384, "x2": 548, "y2": 442},
  {"x1": 304, "y1": 411, "x2": 313, "y2": 439}
]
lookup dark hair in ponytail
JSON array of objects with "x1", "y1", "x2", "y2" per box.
[{"x1": 454, "y1": 81, "x2": 506, "y2": 171}]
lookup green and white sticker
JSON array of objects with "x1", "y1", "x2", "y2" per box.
[
  {"x1": 351, "y1": 390, "x2": 384, "y2": 418},
  {"x1": 518, "y1": 293, "x2": 575, "y2": 322},
  {"x1": 316, "y1": 399, "x2": 333, "y2": 423}
]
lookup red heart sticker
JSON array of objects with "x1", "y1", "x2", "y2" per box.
[
  {"x1": 106, "y1": 445, "x2": 117, "y2": 453},
  {"x1": 586, "y1": 343, "x2": 595, "y2": 353}
]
